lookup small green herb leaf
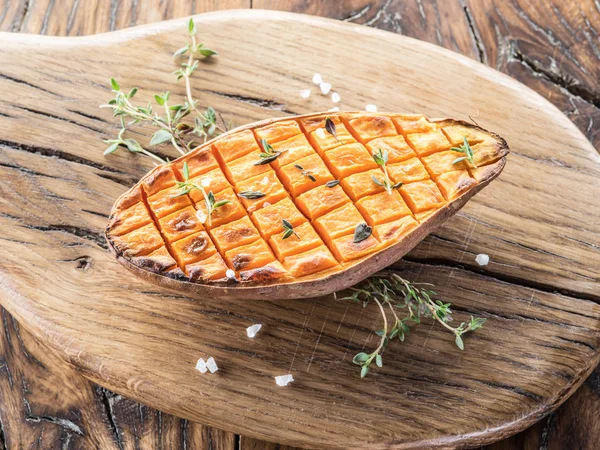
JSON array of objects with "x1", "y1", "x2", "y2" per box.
[
  {"x1": 103, "y1": 143, "x2": 119, "y2": 155},
  {"x1": 353, "y1": 223, "x2": 372, "y2": 243},
  {"x1": 198, "y1": 48, "x2": 218, "y2": 57},
  {"x1": 110, "y1": 78, "x2": 120, "y2": 91},
  {"x1": 282, "y1": 219, "x2": 299, "y2": 240},
  {"x1": 238, "y1": 191, "x2": 266, "y2": 199},
  {"x1": 455, "y1": 334, "x2": 465, "y2": 350},
  {"x1": 150, "y1": 129, "x2": 173, "y2": 146},
  {"x1": 188, "y1": 18, "x2": 196, "y2": 35}
]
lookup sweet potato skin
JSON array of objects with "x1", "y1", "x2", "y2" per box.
[{"x1": 106, "y1": 112, "x2": 508, "y2": 300}]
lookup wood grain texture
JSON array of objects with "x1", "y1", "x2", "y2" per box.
[
  {"x1": 0, "y1": 305, "x2": 236, "y2": 449},
  {"x1": 0, "y1": 1, "x2": 598, "y2": 449},
  {"x1": 0, "y1": 10, "x2": 599, "y2": 449},
  {"x1": 255, "y1": 0, "x2": 600, "y2": 149}
]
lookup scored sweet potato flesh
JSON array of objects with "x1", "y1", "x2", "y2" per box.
[{"x1": 106, "y1": 112, "x2": 508, "y2": 287}]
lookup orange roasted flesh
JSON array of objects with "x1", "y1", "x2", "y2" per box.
[{"x1": 106, "y1": 112, "x2": 508, "y2": 289}]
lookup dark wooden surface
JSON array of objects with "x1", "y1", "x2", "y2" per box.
[{"x1": 0, "y1": 1, "x2": 598, "y2": 449}]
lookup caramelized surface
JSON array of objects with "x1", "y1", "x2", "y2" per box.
[{"x1": 106, "y1": 113, "x2": 507, "y2": 285}]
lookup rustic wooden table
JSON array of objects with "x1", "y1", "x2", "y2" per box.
[{"x1": 0, "y1": 1, "x2": 598, "y2": 449}]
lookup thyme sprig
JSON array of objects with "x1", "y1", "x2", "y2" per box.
[
  {"x1": 100, "y1": 19, "x2": 229, "y2": 163},
  {"x1": 282, "y1": 219, "x2": 299, "y2": 240},
  {"x1": 173, "y1": 19, "x2": 230, "y2": 141},
  {"x1": 340, "y1": 272, "x2": 486, "y2": 378},
  {"x1": 451, "y1": 137, "x2": 477, "y2": 167},
  {"x1": 172, "y1": 162, "x2": 230, "y2": 226},
  {"x1": 371, "y1": 148, "x2": 402, "y2": 195},
  {"x1": 294, "y1": 164, "x2": 317, "y2": 182},
  {"x1": 254, "y1": 139, "x2": 281, "y2": 165}
]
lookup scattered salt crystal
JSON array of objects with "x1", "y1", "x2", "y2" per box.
[
  {"x1": 246, "y1": 324, "x2": 262, "y2": 338},
  {"x1": 328, "y1": 107, "x2": 340, "y2": 112},
  {"x1": 312, "y1": 73, "x2": 323, "y2": 85},
  {"x1": 201, "y1": 178, "x2": 211, "y2": 187},
  {"x1": 275, "y1": 374, "x2": 294, "y2": 387},
  {"x1": 315, "y1": 128, "x2": 326, "y2": 139},
  {"x1": 299, "y1": 89, "x2": 311, "y2": 99},
  {"x1": 319, "y1": 82, "x2": 332, "y2": 95},
  {"x1": 226, "y1": 269, "x2": 236, "y2": 279},
  {"x1": 262, "y1": 201, "x2": 271, "y2": 208},
  {"x1": 331, "y1": 92, "x2": 340, "y2": 103},
  {"x1": 475, "y1": 253, "x2": 490, "y2": 266},
  {"x1": 261, "y1": 176, "x2": 270, "y2": 185},
  {"x1": 365, "y1": 104, "x2": 378, "y2": 112},
  {"x1": 196, "y1": 210, "x2": 207, "y2": 224},
  {"x1": 195, "y1": 358, "x2": 208, "y2": 373},
  {"x1": 206, "y1": 357, "x2": 218, "y2": 373},
  {"x1": 247, "y1": 205, "x2": 256, "y2": 213}
]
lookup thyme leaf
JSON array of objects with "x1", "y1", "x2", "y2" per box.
[
  {"x1": 353, "y1": 223, "x2": 372, "y2": 243},
  {"x1": 237, "y1": 190, "x2": 266, "y2": 199},
  {"x1": 324, "y1": 116, "x2": 339, "y2": 141},
  {"x1": 281, "y1": 219, "x2": 299, "y2": 240}
]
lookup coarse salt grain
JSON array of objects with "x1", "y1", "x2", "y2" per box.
[
  {"x1": 312, "y1": 73, "x2": 323, "y2": 85},
  {"x1": 328, "y1": 107, "x2": 340, "y2": 112},
  {"x1": 195, "y1": 358, "x2": 208, "y2": 373},
  {"x1": 196, "y1": 210, "x2": 207, "y2": 224},
  {"x1": 299, "y1": 89, "x2": 311, "y2": 99},
  {"x1": 226, "y1": 269, "x2": 236, "y2": 279},
  {"x1": 275, "y1": 374, "x2": 294, "y2": 387},
  {"x1": 206, "y1": 357, "x2": 218, "y2": 373},
  {"x1": 319, "y1": 82, "x2": 332, "y2": 95},
  {"x1": 246, "y1": 324, "x2": 262, "y2": 338},
  {"x1": 331, "y1": 92, "x2": 340, "y2": 103},
  {"x1": 201, "y1": 178, "x2": 211, "y2": 187},
  {"x1": 475, "y1": 254, "x2": 490, "y2": 266},
  {"x1": 365, "y1": 104, "x2": 378, "y2": 112},
  {"x1": 316, "y1": 128, "x2": 326, "y2": 139},
  {"x1": 262, "y1": 201, "x2": 271, "y2": 208}
]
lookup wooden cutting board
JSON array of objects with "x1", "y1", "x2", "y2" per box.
[{"x1": 0, "y1": 10, "x2": 599, "y2": 450}]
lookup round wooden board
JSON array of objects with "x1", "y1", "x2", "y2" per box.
[{"x1": 0, "y1": 10, "x2": 599, "y2": 450}]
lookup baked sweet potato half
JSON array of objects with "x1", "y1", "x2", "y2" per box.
[{"x1": 106, "y1": 112, "x2": 508, "y2": 299}]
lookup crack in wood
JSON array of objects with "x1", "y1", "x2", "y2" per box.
[
  {"x1": 25, "y1": 414, "x2": 84, "y2": 435},
  {"x1": 23, "y1": 223, "x2": 108, "y2": 250},
  {"x1": 0, "y1": 139, "x2": 126, "y2": 174},
  {"x1": 205, "y1": 90, "x2": 296, "y2": 114},
  {"x1": 459, "y1": 0, "x2": 488, "y2": 64},
  {"x1": 67, "y1": 109, "x2": 110, "y2": 124},
  {"x1": 12, "y1": 0, "x2": 30, "y2": 32},
  {"x1": 0, "y1": 73, "x2": 57, "y2": 96},
  {"x1": 15, "y1": 105, "x2": 106, "y2": 134},
  {"x1": 511, "y1": 48, "x2": 600, "y2": 108},
  {"x1": 0, "y1": 162, "x2": 67, "y2": 180},
  {"x1": 96, "y1": 387, "x2": 124, "y2": 450}
]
